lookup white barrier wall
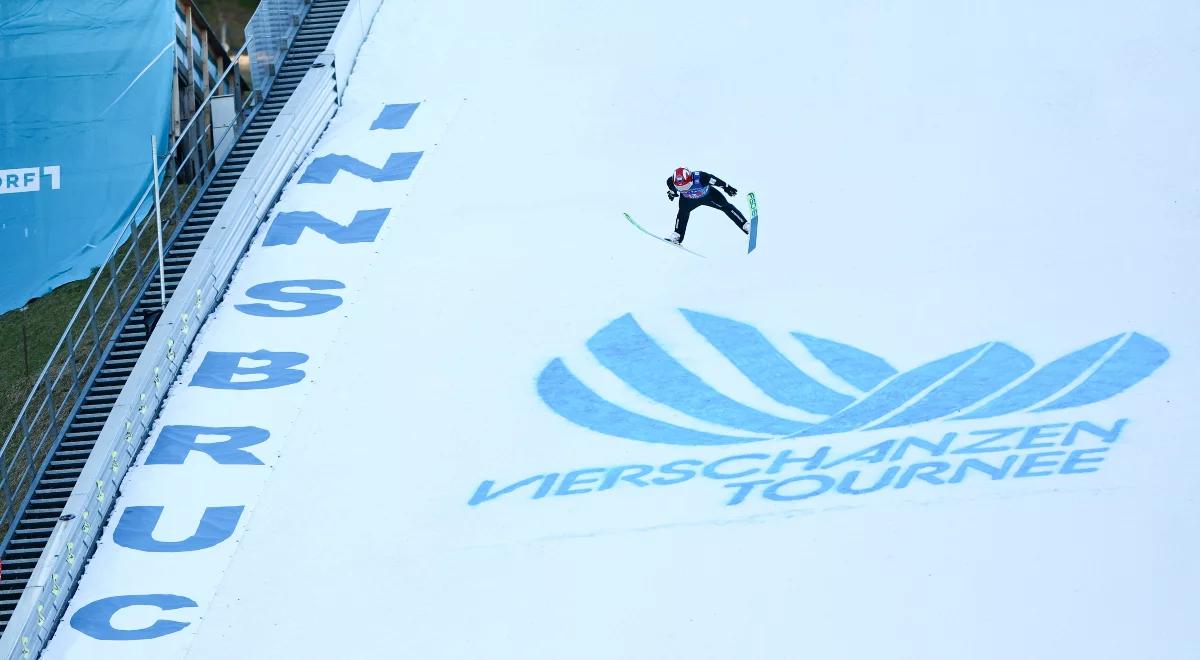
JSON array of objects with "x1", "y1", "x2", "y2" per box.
[
  {"x1": 38, "y1": 0, "x2": 1200, "y2": 658},
  {"x1": 328, "y1": 0, "x2": 384, "y2": 100}
]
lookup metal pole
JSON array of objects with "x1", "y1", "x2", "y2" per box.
[
  {"x1": 151, "y1": 135, "x2": 168, "y2": 309},
  {"x1": 20, "y1": 306, "x2": 30, "y2": 387}
]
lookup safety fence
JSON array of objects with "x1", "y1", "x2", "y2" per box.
[{"x1": 247, "y1": 0, "x2": 311, "y2": 91}]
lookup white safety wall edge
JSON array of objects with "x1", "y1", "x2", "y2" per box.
[
  {"x1": 0, "y1": 59, "x2": 343, "y2": 660},
  {"x1": 327, "y1": 0, "x2": 384, "y2": 101}
]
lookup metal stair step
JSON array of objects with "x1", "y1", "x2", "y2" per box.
[
  {"x1": 0, "y1": 583, "x2": 28, "y2": 597},
  {"x1": 57, "y1": 440, "x2": 96, "y2": 453},
  {"x1": 4, "y1": 537, "x2": 50, "y2": 551},
  {"x1": 59, "y1": 435, "x2": 98, "y2": 446},
  {"x1": 34, "y1": 477, "x2": 80, "y2": 489},
  {"x1": 0, "y1": 570, "x2": 32, "y2": 584},
  {"x1": 92, "y1": 378, "x2": 127, "y2": 389},
  {"x1": 93, "y1": 376, "x2": 130, "y2": 387},
  {"x1": 48, "y1": 459, "x2": 88, "y2": 472},
  {"x1": 25, "y1": 494, "x2": 69, "y2": 508},
  {"x1": 74, "y1": 411, "x2": 111, "y2": 421},
  {"x1": 43, "y1": 470, "x2": 82, "y2": 483},
  {"x1": 77, "y1": 410, "x2": 112, "y2": 422},
  {"x1": 88, "y1": 374, "x2": 130, "y2": 391},
  {"x1": 14, "y1": 518, "x2": 59, "y2": 533},
  {"x1": 8, "y1": 527, "x2": 51, "y2": 541},
  {"x1": 48, "y1": 452, "x2": 87, "y2": 465},
  {"x1": 0, "y1": 577, "x2": 29, "y2": 589}
]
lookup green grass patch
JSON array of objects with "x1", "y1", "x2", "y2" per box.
[{"x1": 0, "y1": 281, "x2": 90, "y2": 448}]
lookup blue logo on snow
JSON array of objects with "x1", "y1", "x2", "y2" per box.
[{"x1": 536, "y1": 310, "x2": 1169, "y2": 446}]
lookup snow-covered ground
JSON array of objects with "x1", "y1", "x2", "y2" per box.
[{"x1": 44, "y1": 0, "x2": 1200, "y2": 658}]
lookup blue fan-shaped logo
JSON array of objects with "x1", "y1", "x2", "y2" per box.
[{"x1": 536, "y1": 310, "x2": 1169, "y2": 446}]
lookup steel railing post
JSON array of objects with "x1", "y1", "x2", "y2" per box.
[
  {"x1": 106, "y1": 246, "x2": 120, "y2": 319},
  {"x1": 151, "y1": 135, "x2": 168, "y2": 310},
  {"x1": 42, "y1": 378, "x2": 56, "y2": 465},
  {"x1": 87, "y1": 285, "x2": 103, "y2": 351}
]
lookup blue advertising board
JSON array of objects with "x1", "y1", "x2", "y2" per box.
[{"x1": 0, "y1": 0, "x2": 175, "y2": 313}]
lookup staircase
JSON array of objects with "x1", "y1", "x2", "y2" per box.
[{"x1": 0, "y1": 0, "x2": 350, "y2": 632}]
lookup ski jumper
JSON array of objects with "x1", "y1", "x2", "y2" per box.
[{"x1": 666, "y1": 171, "x2": 748, "y2": 241}]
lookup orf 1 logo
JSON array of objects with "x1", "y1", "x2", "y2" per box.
[
  {"x1": 0, "y1": 166, "x2": 61, "y2": 195},
  {"x1": 537, "y1": 310, "x2": 1169, "y2": 446}
]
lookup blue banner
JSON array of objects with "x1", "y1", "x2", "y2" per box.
[{"x1": 0, "y1": 0, "x2": 175, "y2": 313}]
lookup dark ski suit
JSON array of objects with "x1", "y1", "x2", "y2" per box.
[{"x1": 666, "y1": 171, "x2": 748, "y2": 241}]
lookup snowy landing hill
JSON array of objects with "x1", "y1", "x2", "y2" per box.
[{"x1": 45, "y1": 1, "x2": 1200, "y2": 659}]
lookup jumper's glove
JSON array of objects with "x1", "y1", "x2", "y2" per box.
[
  {"x1": 667, "y1": 191, "x2": 678, "y2": 201},
  {"x1": 724, "y1": 185, "x2": 738, "y2": 196}
]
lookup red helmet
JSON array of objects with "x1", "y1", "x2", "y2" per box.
[{"x1": 673, "y1": 167, "x2": 694, "y2": 191}]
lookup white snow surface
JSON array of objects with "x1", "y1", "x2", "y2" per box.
[{"x1": 43, "y1": 0, "x2": 1200, "y2": 659}]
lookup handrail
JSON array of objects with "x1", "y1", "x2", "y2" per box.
[
  {"x1": 0, "y1": 37, "x2": 260, "y2": 545},
  {"x1": 168, "y1": 40, "x2": 253, "y2": 157}
]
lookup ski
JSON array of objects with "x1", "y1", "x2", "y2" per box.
[
  {"x1": 622, "y1": 212, "x2": 706, "y2": 258},
  {"x1": 747, "y1": 192, "x2": 759, "y2": 253}
]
